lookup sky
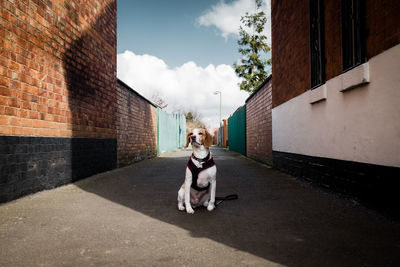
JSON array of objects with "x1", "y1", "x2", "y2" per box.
[{"x1": 117, "y1": 0, "x2": 271, "y2": 129}]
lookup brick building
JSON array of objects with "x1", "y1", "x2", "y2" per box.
[
  {"x1": 271, "y1": 0, "x2": 400, "y2": 217},
  {"x1": 246, "y1": 76, "x2": 272, "y2": 165},
  {"x1": 0, "y1": 0, "x2": 118, "y2": 202}
]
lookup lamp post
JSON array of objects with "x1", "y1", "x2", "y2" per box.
[{"x1": 214, "y1": 91, "x2": 221, "y2": 145}]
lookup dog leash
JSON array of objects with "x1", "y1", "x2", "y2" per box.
[
  {"x1": 179, "y1": 194, "x2": 239, "y2": 211},
  {"x1": 215, "y1": 194, "x2": 239, "y2": 206}
]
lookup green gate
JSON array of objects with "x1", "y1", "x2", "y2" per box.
[
  {"x1": 228, "y1": 105, "x2": 246, "y2": 155},
  {"x1": 157, "y1": 108, "x2": 186, "y2": 155}
]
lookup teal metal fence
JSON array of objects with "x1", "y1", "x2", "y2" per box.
[
  {"x1": 228, "y1": 105, "x2": 246, "y2": 155},
  {"x1": 157, "y1": 108, "x2": 186, "y2": 154}
]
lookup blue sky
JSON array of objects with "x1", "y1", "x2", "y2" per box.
[
  {"x1": 116, "y1": 0, "x2": 271, "y2": 129},
  {"x1": 117, "y1": 0, "x2": 240, "y2": 68}
]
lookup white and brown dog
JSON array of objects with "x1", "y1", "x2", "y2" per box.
[{"x1": 177, "y1": 128, "x2": 216, "y2": 214}]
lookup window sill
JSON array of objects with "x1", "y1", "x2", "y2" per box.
[
  {"x1": 309, "y1": 83, "x2": 327, "y2": 104},
  {"x1": 340, "y1": 62, "x2": 369, "y2": 92},
  {"x1": 309, "y1": 62, "x2": 370, "y2": 104}
]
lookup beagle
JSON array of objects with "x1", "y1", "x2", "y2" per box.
[{"x1": 177, "y1": 128, "x2": 217, "y2": 214}]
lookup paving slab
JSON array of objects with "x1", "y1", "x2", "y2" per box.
[{"x1": 1, "y1": 147, "x2": 399, "y2": 266}]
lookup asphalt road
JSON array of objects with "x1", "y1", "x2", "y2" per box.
[{"x1": 1, "y1": 147, "x2": 399, "y2": 266}]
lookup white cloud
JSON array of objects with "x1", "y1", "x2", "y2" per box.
[
  {"x1": 197, "y1": 0, "x2": 271, "y2": 45},
  {"x1": 117, "y1": 50, "x2": 249, "y2": 129}
]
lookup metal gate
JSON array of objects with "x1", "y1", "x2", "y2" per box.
[
  {"x1": 228, "y1": 105, "x2": 246, "y2": 155},
  {"x1": 157, "y1": 108, "x2": 186, "y2": 155}
]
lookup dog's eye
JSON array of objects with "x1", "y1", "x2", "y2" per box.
[{"x1": 199, "y1": 133, "x2": 203, "y2": 135}]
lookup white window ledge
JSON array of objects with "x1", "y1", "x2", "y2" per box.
[
  {"x1": 340, "y1": 62, "x2": 370, "y2": 92},
  {"x1": 309, "y1": 84, "x2": 327, "y2": 104},
  {"x1": 309, "y1": 62, "x2": 370, "y2": 104}
]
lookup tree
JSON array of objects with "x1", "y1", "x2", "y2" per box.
[
  {"x1": 185, "y1": 110, "x2": 207, "y2": 130},
  {"x1": 234, "y1": 0, "x2": 271, "y2": 93},
  {"x1": 185, "y1": 112, "x2": 194, "y2": 122}
]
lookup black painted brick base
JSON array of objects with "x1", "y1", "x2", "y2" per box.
[
  {"x1": 273, "y1": 151, "x2": 400, "y2": 219},
  {"x1": 0, "y1": 136, "x2": 117, "y2": 203}
]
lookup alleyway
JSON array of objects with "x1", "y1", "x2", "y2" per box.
[{"x1": 0, "y1": 147, "x2": 399, "y2": 266}]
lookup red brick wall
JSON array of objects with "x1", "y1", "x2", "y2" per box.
[
  {"x1": 324, "y1": 0, "x2": 342, "y2": 81},
  {"x1": 365, "y1": 0, "x2": 400, "y2": 59},
  {"x1": 0, "y1": 0, "x2": 118, "y2": 202},
  {"x1": 272, "y1": 0, "x2": 400, "y2": 108},
  {"x1": 116, "y1": 80, "x2": 157, "y2": 167},
  {"x1": 0, "y1": 0, "x2": 117, "y2": 138},
  {"x1": 271, "y1": 0, "x2": 310, "y2": 108},
  {"x1": 246, "y1": 78, "x2": 272, "y2": 165}
]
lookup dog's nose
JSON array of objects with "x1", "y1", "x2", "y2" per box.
[{"x1": 191, "y1": 136, "x2": 196, "y2": 140}]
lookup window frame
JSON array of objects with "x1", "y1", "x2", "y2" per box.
[
  {"x1": 341, "y1": 0, "x2": 366, "y2": 72},
  {"x1": 309, "y1": 0, "x2": 326, "y2": 90}
]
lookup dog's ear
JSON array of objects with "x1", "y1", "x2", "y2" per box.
[
  {"x1": 204, "y1": 130, "x2": 213, "y2": 148},
  {"x1": 184, "y1": 132, "x2": 192, "y2": 148}
]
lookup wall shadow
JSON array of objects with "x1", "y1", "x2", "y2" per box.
[
  {"x1": 62, "y1": 1, "x2": 117, "y2": 182},
  {"x1": 75, "y1": 147, "x2": 400, "y2": 266}
]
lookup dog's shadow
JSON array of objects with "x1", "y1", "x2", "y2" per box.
[{"x1": 76, "y1": 147, "x2": 398, "y2": 266}]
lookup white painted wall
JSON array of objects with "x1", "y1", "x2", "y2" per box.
[{"x1": 272, "y1": 44, "x2": 400, "y2": 167}]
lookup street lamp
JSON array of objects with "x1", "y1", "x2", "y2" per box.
[{"x1": 214, "y1": 91, "x2": 221, "y2": 145}]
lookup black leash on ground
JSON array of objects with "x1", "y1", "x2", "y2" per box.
[
  {"x1": 179, "y1": 194, "x2": 239, "y2": 211},
  {"x1": 215, "y1": 194, "x2": 239, "y2": 206}
]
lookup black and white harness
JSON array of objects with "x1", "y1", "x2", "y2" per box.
[
  {"x1": 184, "y1": 151, "x2": 239, "y2": 208},
  {"x1": 187, "y1": 153, "x2": 215, "y2": 191}
]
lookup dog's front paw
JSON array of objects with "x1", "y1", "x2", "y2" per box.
[
  {"x1": 178, "y1": 204, "x2": 185, "y2": 211},
  {"x1": 186, "y1": 207, "x2": 195, "y2": 214},
  {"x1": 207, "y1": 203, "x2": 215, "y2": 211}
]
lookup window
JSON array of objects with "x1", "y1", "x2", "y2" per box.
[
  {"x1": 310, "y1": 0, "x2": 325, "y2": 89},
  {"x1": 341, "y1": 0, "x2": 365, "y2": 71}
]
